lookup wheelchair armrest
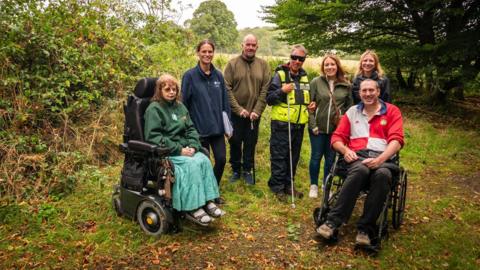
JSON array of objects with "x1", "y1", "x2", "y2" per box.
[
  {"x1": 127, "y1": 140, "x2": 157, "y2": 152},
  {"x1": 200, "y1": 147, "x2": 209, "y2": 156},
  {"x1": 120, "y1": 140, "x2": 170, "y2": 156}
]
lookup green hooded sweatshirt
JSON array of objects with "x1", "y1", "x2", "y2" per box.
[{"x1": 144, "y1": 100, "x2": 201, "y2": 156}]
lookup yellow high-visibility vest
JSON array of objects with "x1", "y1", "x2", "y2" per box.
[{"x1": 271, "y1": 70, "x2": 310, "y2": 124}]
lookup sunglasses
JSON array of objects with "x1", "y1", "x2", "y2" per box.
[{"x1": 290, "y1": 55, "x2": 306, "y2": 62}]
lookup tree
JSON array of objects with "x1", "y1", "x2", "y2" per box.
[
  {"x1": 186, "y1": 0, "x2": 238, "y2": 52},
  {"x1": 265, "y1": 0, "x2": 480, "y2": 104}
]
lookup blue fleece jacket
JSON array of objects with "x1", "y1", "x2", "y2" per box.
[{"x1": 181, "y1": 63, "x2": 231, "y2": 137}]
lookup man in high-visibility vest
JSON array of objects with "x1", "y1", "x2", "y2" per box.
[{"x1": 266, "y1": 44, "x2": 315, "y2": 201}]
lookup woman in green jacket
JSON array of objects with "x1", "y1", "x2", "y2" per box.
[
  {"x1": 144, "y1": 74, "x2": 225, "y2": 226},
  {"x1": 308, "y1": 54, "x2": 353, "y2": 198}
]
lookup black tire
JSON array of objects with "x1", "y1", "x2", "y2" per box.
[
  {"x1": 392, "y1": 168, "x2": 407, "y2": 229},
  {"x1": 137, "y1": 200, "x2": 169, "y2": 236},
  {"x1": 112, "y1": 184, "x2": 123, "y2": 217},
  {"x1": 314, "y1": 173, "x2": 336, "y2": 226}
]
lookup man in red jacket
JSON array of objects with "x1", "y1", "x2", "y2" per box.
[{"x1": 316, "y1": 79, "x2": 404, "y2": 247}]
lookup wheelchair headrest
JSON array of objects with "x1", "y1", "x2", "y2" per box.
[{"x1": 134, "y1": 77, "x2": 158, "y2": 98}]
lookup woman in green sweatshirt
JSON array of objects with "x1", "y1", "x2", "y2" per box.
[{"x1": 144, "y1": 74, "x2": 225, "y2": 226}]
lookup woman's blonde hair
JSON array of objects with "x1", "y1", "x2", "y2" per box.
[
  {"x1": 152, "y1": 74, "x2": 181, "y2": 102},
  {"x1": 321, "y1": 53, "x2": 348, "y2": 83},
  {"x1": 356, "y1": 50, "x2": 384, "y2": 77}
]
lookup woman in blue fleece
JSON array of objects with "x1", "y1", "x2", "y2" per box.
[{"x1": 181, "y1": 40, "x2": 231, "y2": 204}]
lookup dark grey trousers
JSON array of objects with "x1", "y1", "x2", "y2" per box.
[{"x1": 327, "y1": 160, "x2": 392, "y2": 235}]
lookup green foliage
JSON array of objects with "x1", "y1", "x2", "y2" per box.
[
  {"x1": 36, "y1": 203, "x2": 58, "y2": 223},
  {"x1": 186, "y1": 0, "x2": 239, "y2": 52},
  {"x1": 0, "y1": 0, "x2": 196, "y2": 201},
  {"x1": 264, "y1": 0, "x2": 480, "y2": 103},
  {"x1": 213, "y1": 54, "x2": 229, "y2": 71}
]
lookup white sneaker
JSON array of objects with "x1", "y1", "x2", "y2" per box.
[{"x1": 309, "y1": 184, "x2": 318, "y2": 198}]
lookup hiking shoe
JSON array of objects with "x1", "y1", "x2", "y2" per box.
[
  {"x1": 285, "y1": 186, "x2": 304, "y2": 199},
  {"x1": 355, "y1": 231, "x2": 371, "y2": 246},
  {"x1": 309, "y1": 184, "x2": 318, "y2": 198},
  {"x1": 243, "y1": 171, "x2": 255, "y2": 185},
  {"x1": 316, "y1": 221, "x2": 336, "y2": 239},
  {"x1": 229, "y1": 171, "x2": 241, "y2": 183}
]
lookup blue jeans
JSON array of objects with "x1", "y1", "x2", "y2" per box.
[{"x1": 308, "y1": 131, "x2": 334, "y2": 186}]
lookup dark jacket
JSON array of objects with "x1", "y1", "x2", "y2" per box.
[
  {"x1": 181, "y1": 63, "x2": 231, "y2": 137},
  {"x1": 144, "y1": 100, "x2": 202, "y2": 156},
  {"x1": 308, "y1": 76, "x2": 352, "y2": 133},
  {"x1": 266, "y1": 64, "x2": 308, "y2": 106},
  {"x1": 351, "y1": 71, "x2": 391, "y2": 104}
]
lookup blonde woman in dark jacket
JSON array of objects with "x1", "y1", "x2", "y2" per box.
[
  {"x1": 351, "y1": 50, "x2": 391, "y2": 104},
  {"x1": 308, "y1": 54, "x2": 353, "y2": 198}
]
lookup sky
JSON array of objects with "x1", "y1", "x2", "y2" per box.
[{"x1": 174, "y1": 0, "x2": 276, "y2": 29}]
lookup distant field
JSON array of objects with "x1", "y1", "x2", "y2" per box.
[{"x1": 217, "y1": 53, "x2": 359, "y2": 76}]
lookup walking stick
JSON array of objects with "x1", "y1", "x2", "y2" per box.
[
  {"x1": 286, "y1": 90, "x2": 296, "y2": 209},
  {"x1": 250, "y1": 120, "x2": 256, "y2": 184}
]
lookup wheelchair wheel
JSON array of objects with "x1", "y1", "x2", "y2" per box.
[
  {"x1": 392, "y1": 168, "x2": 407, "y2": 229},
  {"x1": 112, "y1": 184, "x2": 123, "y2": 217},
  {"x1": 137, "y1": 200, "x2": 169, "y2": 236},
  {"x1": 313, "y1": 173, "x2": 343, "y2": 226}
]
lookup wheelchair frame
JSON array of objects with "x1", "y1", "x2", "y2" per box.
[
  {"x1": 111, "y1": 78, "x2": 182, "y2": 236},
  {"x1": 313, "y1": 153, "x2": 407, "y2": 252}
]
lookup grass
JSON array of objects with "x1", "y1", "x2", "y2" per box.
[{"x1": 1, "y1": 103, "x2": 479, "y2": 269}]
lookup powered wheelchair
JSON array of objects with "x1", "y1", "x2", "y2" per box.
[
  {"x1": 313, "y1": 151, "x2": 407, "y2": 252},
  {"x1": 111, "y1": 77, "x2": 183, "y2": 236}
]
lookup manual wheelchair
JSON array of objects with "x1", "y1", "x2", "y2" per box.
[
  {"x1": 313, "y1": 152, "x2": 407, "y2": 252},
  {"x1": 111, "y1": 77, "x2": 181, "y2": 236}
]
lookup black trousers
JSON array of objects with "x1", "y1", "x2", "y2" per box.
[
  {"x1": 228, "y1": 114, "x2": 260, "y2": 173},
  {"x1": 327, "y1": 160, "x2": 392, "y2": 236},
  {"x1": 200, "y1": 135, "x2": 226, "y2": 185},
  {"x1": 268, "y1": 120, "x2": 305, "y2": 193}
]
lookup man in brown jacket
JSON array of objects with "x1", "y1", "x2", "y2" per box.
[{"x1": 224, "y1": 34, "x2": 271, "y2": 185}]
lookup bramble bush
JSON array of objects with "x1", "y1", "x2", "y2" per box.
[{"x1": 0, "y1": 0, "x2": 195, "y2": 202}]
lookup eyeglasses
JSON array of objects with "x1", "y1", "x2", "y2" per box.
[
  {"x1": 162, "y1": 87, "x2": 177, "y2": 93},
  {"x1": 290, "y1": 55, "x2": 306, "y2": 62}
]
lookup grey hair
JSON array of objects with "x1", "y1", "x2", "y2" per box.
[{"x1": 291, "y1": 44, "x2": 308, "y2": 55}]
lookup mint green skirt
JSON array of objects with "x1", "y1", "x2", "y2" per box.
[{"x1": 169, "y1": 152, "x2": 220, "y2": 211}]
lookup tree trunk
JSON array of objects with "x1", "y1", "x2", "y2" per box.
[
  {"x1": 407, "y1": 71, "x2": 416, "y2": 91},
  {"x1": 453, "y1": 86, "x2": 464, "y2": 100},
  {"x1": 396, "y1": 67, "x2": 408, "y2": 91}
]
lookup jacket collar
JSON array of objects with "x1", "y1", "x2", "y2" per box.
[
  {"x1": 320, "y1": 76, "x2": 350, "y2": 87},
  {"x1": 196, "y1": 62, "x2": 217, "y2": 79},
  {"x1": 357, "y1": 99, "x2": 387, "y2": 115},
  {"x1": 276, "y1": 63, "x2": 307, "y2": 78},
  {"x1": 360, "y1": 70, "x2": 379, "y2": 80}
]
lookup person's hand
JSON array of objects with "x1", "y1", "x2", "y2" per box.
[
  {"x1": 181, "y1": 147, "x2": 195, "y2": 157},
  {"x1": 250, "y1": 112, "x2": 259, "y2": 121},
  {"x1": 307, "y1": 101, "x2": 316, "y2": 113},
  {"x1": 311, "y1": 127, "x2": 319, "y2": 135},
  {"x1": 281, "y1": 83, "x2": 294, "y2": 93},
  {"x1": 239, "y1": 109, "x2": 250, "y2": 118},
  {"x1": 344, "y1": 148, "x2": 359, "y2": 163},
  {"x1": 362, "y1": 157, "x2": 384, "y2": 169}
]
